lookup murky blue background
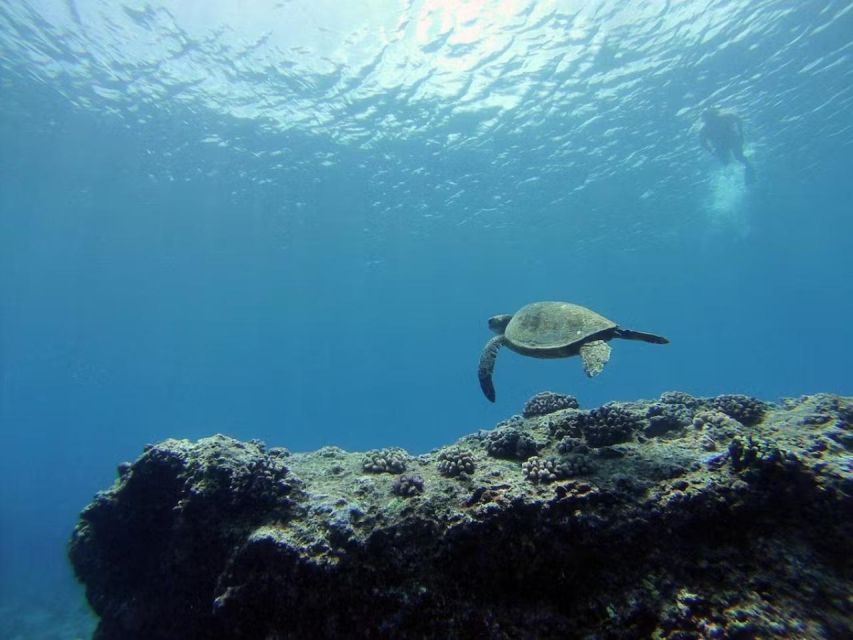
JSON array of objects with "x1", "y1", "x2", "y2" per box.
[{"x1": 1, "y1": 0, "x2": 851, "y2": 634}]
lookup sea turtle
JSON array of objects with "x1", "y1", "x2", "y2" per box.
[{"x1": 478, "y1": 301, "x2": 669, "y2": 402}]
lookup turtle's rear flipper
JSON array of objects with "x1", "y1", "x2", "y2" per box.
[
  {"x1": 580, "y1": 340, "x2": 611, "y2": 377},
  {"x1": 478, "y1": 335, "x2": 504, "y2": 402},
  {"x1": 614, "y1": 328, "x2": 669, "y2": 344}
]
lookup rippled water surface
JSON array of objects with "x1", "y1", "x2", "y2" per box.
[{"x1": 1, "y1": 0, "x2": 852, "y2": 634}]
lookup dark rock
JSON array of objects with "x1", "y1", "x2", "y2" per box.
[
  {"x1": 70, "y1": 395, "x2": 853, "y2": 640},
  {"x1": 69, "y1": 435, "x2": 300, "y2": 640}
]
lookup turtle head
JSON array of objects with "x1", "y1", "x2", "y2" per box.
[{"x1": 488, "y1": 314, "x2": 513, "y2": 335}]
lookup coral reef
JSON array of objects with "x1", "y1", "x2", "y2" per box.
[
  {"x1": 522, "y1": 391, "x2": 579, "y2": 418},
  {"x1": 361, "y1": 447, "x2": 409, "y2": 473},
  {"x1": 521, "y1": 455, "x2": 563, "y2": 483},
  {"x1": 727, "y1": 435, "x2": 795, "y2": 472},
  {"x1": 436, "y1": 448, "x2": 476, "y2": 477},
  {"x1": 484, "y1": 426, "x2": 540, "y2": 460},
  {"x1": 645, "y1": 401, "x2": 693, "y2": 437},
  {"x1": 70, "y1": 393, "x2": 853, "y2": 640},
  {"x1": 522, "y1": 455, "x2": 593, "y2": 483},
  {"x1": 581, "y1": 403, "x2": 642, "y2": 447},
  {"x1": 391, "y1": 473, "x2": 425, "y2": 497},
  {"x1": 556, "y1": 435, "x2": 586, "y2": 454},
  {"x1": 544, "y1": 408, "x2": 586, "y2": 439},
  {"x1": 693, "y1": 409, "x2": 745, "y2": 452},
  {"x1": 710, "y1": 393, "x2": 768, "y2": 426},
  {"x1": 659, "y1": 390, "x2": 701, "y2": 409}
]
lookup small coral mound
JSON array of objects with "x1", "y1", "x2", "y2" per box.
[
  {"x1": 728, "y1": 436, "x2": 797, "y2": 472},
  {"x1": 545, "y1": 410, "x2": 586, "y2": 439},
  {"x1": 521, "y1": 456, "x2": 563, "y2": 484},
  {"x1": 711, "y1": 394, "x2": 767, "y2": 426},
  {"x1": 392, "y1": 474, "x2": 424, "y2": 497},
  {"x1": 523, "y1": 391, "x2": 579, "y2": 418},
  {"x1": 522, "y1": 455, "x2": 593, "y2": 483},
  {"x1": 362, "y1": 448, "x2": 409, "y2": 474},
  {"x1": 485, "y1": 428, "x2": 540, "y2": 460},
  {"x1": 561, "y1": 455, "x2": 594, "y2": 477},
  {"x1": 693, "y1": 410, "x2": 743, "y2": 438},
  {"x1": 693, "y1": 410, "x2": 744, "y2": 452},
  {"x1": 437, "y1": 448, "x2": 476, "y2": 477},
  {"x1": 659, "y1": 390, "x2": 701, "y2": 409},
  {"x1": 645, "y1": 402, "x2": 693, "y2": 437},
  {"x1": 556, "y1": 436, "x2": 586, "y2": 455},
  {"x1": 582, "y1": 404, "x2": 641, "y2": 447}
]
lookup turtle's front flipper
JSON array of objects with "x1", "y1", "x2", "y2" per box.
[
  {"x1": 579, "y1": 340, "x2": 611, "y2": 377},
  {"x1": 614, "y1": 328, "x2": 669, "y2": 344},
  {"x1": 478, "y1": 335, "x2": 505, "y2": 402}
]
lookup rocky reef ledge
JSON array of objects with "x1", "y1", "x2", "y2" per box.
[{"x1": 70, "y1": 393, "x2": 852, "y2": 640}]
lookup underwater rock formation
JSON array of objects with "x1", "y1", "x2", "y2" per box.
[{"x1": 70, "y1": 393, "x2": 852, "y2": 640}]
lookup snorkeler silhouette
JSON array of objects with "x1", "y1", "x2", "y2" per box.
[{"x1": 699, "y1": 108, "x2": 756, "y2": 185}]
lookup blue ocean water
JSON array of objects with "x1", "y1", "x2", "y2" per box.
[{"x1": 1, "y1": 0, "x2": 851, "y2": 635}]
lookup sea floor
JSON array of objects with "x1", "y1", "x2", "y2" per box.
[{"x1": 0, "y1": 592, "x2": 96, "y2": 640}]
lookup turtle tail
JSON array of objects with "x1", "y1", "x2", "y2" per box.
[{"x1": 614, "y1": 328, "x2": 669, "y2": 344}]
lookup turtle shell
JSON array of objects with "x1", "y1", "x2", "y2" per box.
[{"x1": 505, "y1": 301, "x2": 615, "y2": 350}]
